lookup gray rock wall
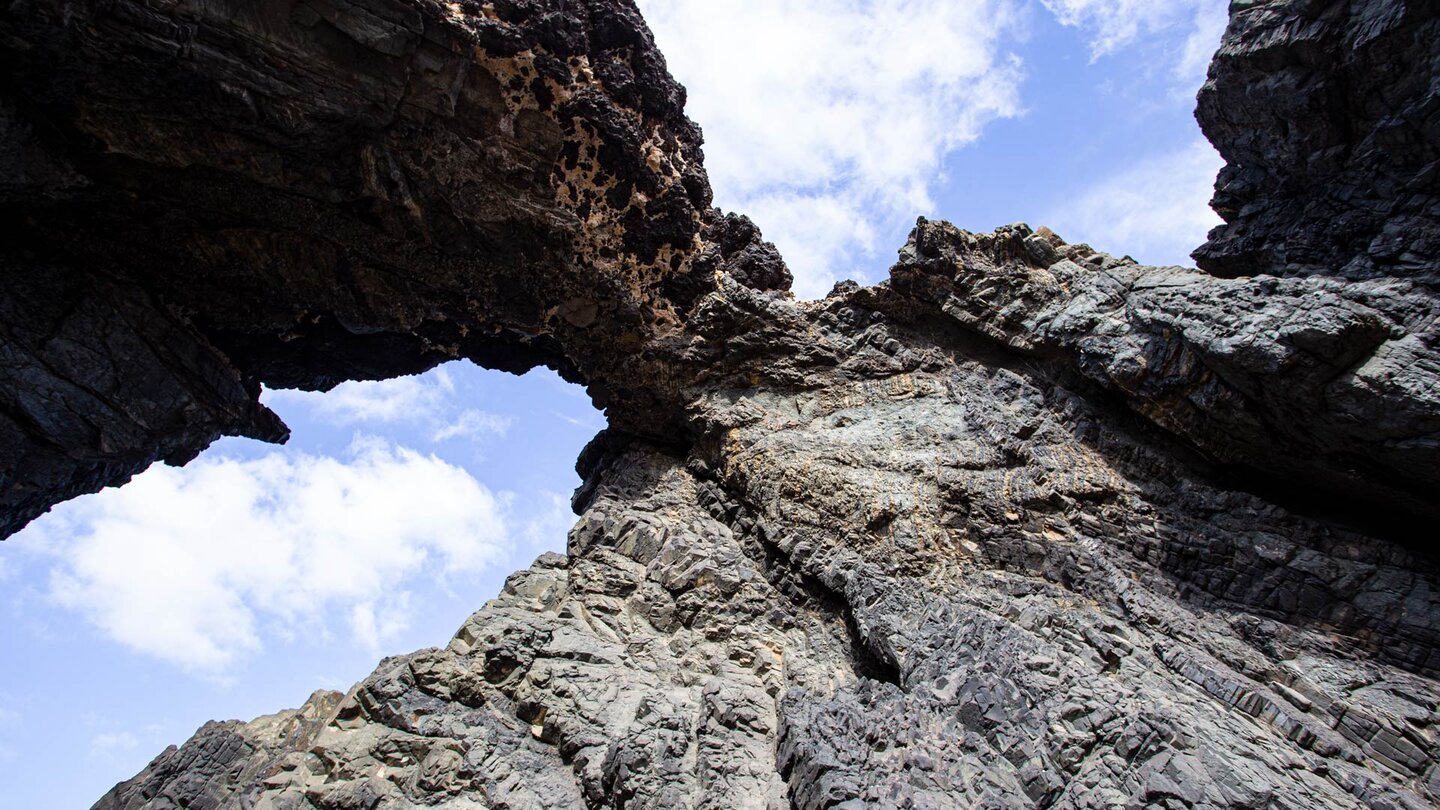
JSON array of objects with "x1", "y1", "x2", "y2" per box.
[
  {"x1": 97, "y1": 309, "x2": 1440, "y2": 805},
  {"x1": 0, "y1": 0, "x2": 1435, "y2": 808}
]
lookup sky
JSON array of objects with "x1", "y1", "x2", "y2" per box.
[{"x1": 0, "y1": 1, "x2": 1227, "y2": 806}]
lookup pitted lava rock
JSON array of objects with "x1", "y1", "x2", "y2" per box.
[
  {"x1": 0, "y1": 0, "x2": 787, "y2": 538},
  {"x1": 0, "y1": 1, "x2": 1438, "y2": 808}
]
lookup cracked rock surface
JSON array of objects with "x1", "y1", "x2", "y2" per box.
[
  {"x1": 0, "y1": 0, "x2": 1437, "y2": 808},
  {"x1": 97, "y1": 309, "x2": 1440, "y2": 807},
  {"x1": 1195, "y1": 0, "x2": 1440, "y2": 289}
]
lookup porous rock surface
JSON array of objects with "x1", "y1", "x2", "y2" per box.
[
  {"x1": 0, "y1": 0, "x2": 1436, "y2": 808},
  {"x1": 0, "y1": 0, "x2": 788, "y2": 538}
]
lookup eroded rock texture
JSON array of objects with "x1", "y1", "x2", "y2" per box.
[
  {"x1": 1196, "y1": 0, "x2": 1440, "y2": 288},
  {"x1": 0, "y1": 0, "x2": 786, "y2": 537},
  {"x1": 0, "y1": 0, "x2": 1437, "y2": 808},
  {"x1": 96, "y1": 279, "x2": 1440, "y2": 808}
]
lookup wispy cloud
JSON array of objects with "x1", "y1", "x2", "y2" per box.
[
  {"x1": 521, "y1": 492, "x2": 576, "y2": 552},
  {"x1": 639, "y1": 0, "x2": 1027, "y2": 297},
  {"x1": 348, "y1": 594, "x2": 414, "y2": 656},
  {"x1": 23, "y1": 438, "x2": 512, "y2": 677},
  {"x1": 1040, "y1": 0, "x2": 1227, "y2": 82},
  {"x1": 551, "y1": 409, "x2": 604, "y2": 431},
  {"x1": 431, "y1": 409, "x2": 514, "y2": 443},
  {"x1": 1042, "y1": 138, "x2": 1223, "y2": 266},
  {"x1": 1175, "y1": 2, "x2": 1229, "y2": 83},
  {"x1": 89, "y1": 731, "x2": 140, "y2": 757},
  {"x1": 268, "y1": 370, "x2": 452, "y2": 424},
  {"x1": 265, "y1": 366, "x2": 512, "y2": 447}
]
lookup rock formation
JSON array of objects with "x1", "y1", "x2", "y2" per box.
[
  {"x1": 0, "y1": 0, "x2": 1437, "y2": 807},
  {"x1": 0, "y1": 0, "x2": 788, "y2": 539},
  {"x1": 1195, "y1": 0, "x2": 1440, "y2": 290}
]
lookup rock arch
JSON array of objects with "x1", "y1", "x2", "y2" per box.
[{"x1": 2, "y1": 1, "x2": 1439, "y2": 807}]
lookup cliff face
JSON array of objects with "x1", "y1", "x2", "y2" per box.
[
  {"x1": 1195, "y1": 0, "x2": 1440, "y2": 289},
  {"x1": 1, "y1": 1, "x2": 1438, "y2": 808}
]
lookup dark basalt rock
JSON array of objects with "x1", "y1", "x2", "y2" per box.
[
  {"x1": 1195, "y1": 0, "x2": 1440, "y2": 288},
  {"x1": 888, "y1": 218, "x2": 1440, "y2": 531},
  {"x1": 1, "y1": 0, "x2": 1438, "y2": 808},
  {"x1": 0, "y1": 0, "x2": 787, "y2": 537}
]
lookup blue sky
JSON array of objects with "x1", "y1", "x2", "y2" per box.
[{"x1": 0, "y1": 1, "x2": 1226, "y2": 806}]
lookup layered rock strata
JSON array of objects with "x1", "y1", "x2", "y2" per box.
[
  {"x1": 0, "y1": 0, "x2": 1436, "y2": 808},
  {"x1": 104, "y1": 255, "x2": 1440, "y2": 807}
]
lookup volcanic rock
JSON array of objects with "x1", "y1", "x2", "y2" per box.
[{"x1": 0, "y1": 0, "x2": 1436, "y2": 808}]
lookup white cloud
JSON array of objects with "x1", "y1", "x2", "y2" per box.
[
  {"x1": 265, "y1": 366, "x2": 512, "y2": 447},
  {"x1": 90, "y1": 731, "x2": 139, "y2": 757},
  {"x1": 1040, "y1": 0, "x2": 1227, "y2": 82},
  {"x1": 23, "y1": 438, "x2": 512, "y2": 677},
  {"x1": 521, "y1": 493, "x2": 577, "y2": 552},
  {"x1": 1176, "y1": 2, "x2": 1229, "y2": 83},
  {"x1": 1042, "y1": 138, "x2": 1223, "y2": 267},
  {"x1": 267, "y1": 370, "x2": 452, "y2": 425},
  {"x1": 639, "y1": 0, "x2": 1027, "y2": 297},
  {"x1": 638, "y1": 0, "x2": 1232, "y2": 296},
  {"x1": 349, "y1": 594, "x2": 414, "y2": 656},
  {"x1": 431, "y1": 409, "x2": 514, "y2": 443},
  {"x1": 551, "y1": 410, "x2": 605, "y2": 430}
]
